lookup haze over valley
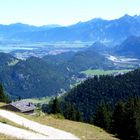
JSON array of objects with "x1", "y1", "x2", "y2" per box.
[
  {"x1": 0, "y1": 0, "x2": 140, "y2": 139},
  {"x1": 0, "y1": 14, "x2": 140, "y2": 99}
]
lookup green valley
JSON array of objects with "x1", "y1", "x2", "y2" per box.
[{"x1": 82, "y1": 69, "x2": 132, "y2": 76}]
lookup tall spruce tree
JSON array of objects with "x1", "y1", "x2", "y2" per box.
[
  {"x1": 112, "y1": 101, "x2": 125, "y2": 138},
  {"x1": 94, "y1": 101, "x2": 111, "y2": 130},
  {"x1": 51, "y1": 97, "x2": 61, "y2": 114},
  {"x1": 0, "y1": 84, "x2": 8, "y2": 102},
  {"x1": 135, "y1": 102, "x2": 140, "y2": 140},
  {"x1": 63, "y1": 102, "x2": 82, "y2": 121},
  {"x1": 123, "y1": 98, "x2": 140, "y2": 140}
]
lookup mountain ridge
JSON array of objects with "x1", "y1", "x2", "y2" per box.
[{"x1": 0, "y1": 14, "x2": 140, "y2": 43}]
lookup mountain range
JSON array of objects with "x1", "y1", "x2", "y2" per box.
[
  {"x1": 0, "y1": 14, "x2": 140, "y2": 99},
  {"x1": 0, "y1": 14, "x2": 140, "y2": 43}
]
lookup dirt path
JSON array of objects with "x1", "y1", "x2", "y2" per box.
[
  {"x1": 0, "y1": 109, "x2": 79, "y2": 139},
  {"x1": 0, "y1": 122, "x2": 48, "y2": 139}
]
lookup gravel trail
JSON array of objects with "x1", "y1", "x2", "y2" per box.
[{"x1": 0, "y1": 109, "x2": 79, "y2": 139}]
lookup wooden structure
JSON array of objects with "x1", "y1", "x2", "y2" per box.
[{"x1": 1, "y1": 100, "x2": 35, "y2": 114}]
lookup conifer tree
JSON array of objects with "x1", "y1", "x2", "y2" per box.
[
  {"x1": 0, "y1": 84, "x2": 8, "y2": 102},
  {"x1": 94, "y1": 101, "x2": 111, "y2": 130},
  {"x1": 123, "y1": 98, "x2": 140, "y2": 140},
  {"x1": 63, "y1": 102, "x2": 82, "y2": 121},
  {"x1": 51, "y1": 97, "x2": 61, "y2": 114},
  {"x1": 112, "y1": 100, "x2": 125, "y2": 138}
]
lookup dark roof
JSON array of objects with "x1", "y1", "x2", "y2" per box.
[{"x1": 10, "y1": 100, "x2": 35, "y2": 112}]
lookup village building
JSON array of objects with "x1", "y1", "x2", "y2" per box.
[{"x1": 1, "y1": 100, "x2": 35, "y2": 114}]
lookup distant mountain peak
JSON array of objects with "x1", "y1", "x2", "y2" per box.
[
  {"x1": 41, "y1": 24, "x2": 61, "y2": 28},
  {"x1": 119, "y1": 14, "x2": 133, "y2": 20},
  {"x1": 88, "y1": 18, "x2": 107, "y2": 24},
  {"x1": 9, "y1": 23, "x2": 29, "y2": 26},
  {"x1": 116, "y1": 36, "x2": 140, "y2": 58},
  {"x1": 1, "y1": 14, "x2": 140, "y2": 43},
  {"x1": 123, "y1": 14, "x2": 131, "y2": 17}
]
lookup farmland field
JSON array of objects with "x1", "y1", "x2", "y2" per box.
[
  {"x1": 81, "y1": 69, "x2": 132, "y2": 76},
  {"x1": 23, "y1": 97, "x2": 52, "y2": 104}
]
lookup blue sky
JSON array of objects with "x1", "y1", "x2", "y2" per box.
[{"x1": 0, "y1": 0, "x2": 140, "y2": 26}]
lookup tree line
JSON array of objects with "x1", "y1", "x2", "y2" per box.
[
  {"x1": 94, "y1": 98, "x2": 140, "y2": 140},
  {"x1": 43, "y1": 69, "x2": 140, "y2": 140},
  {"x1": 44, "y1": 96, "x2": 140, "y2": 140},
  {"x1": 61, "y1": 69, "x2": 140, "y2": 122}
]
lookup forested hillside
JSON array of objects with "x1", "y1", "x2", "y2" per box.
[
  {"x1": 43, "y1": 49, "x2": 112, "y2": 73},
  {"x1": 61, "y1": 69, "x2": 140, "y2": 122},
  {"x1": 0, "y1": 53, "x2": 73, "y2": 98},
  {"x1": 0, "y1": 50, "x2": 111, "y2": 98}
]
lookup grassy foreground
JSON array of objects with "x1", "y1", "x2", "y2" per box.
[
  {"x1": 0, "y1": 103, "x2": 28, "y2": 140},
  {"x1": 0, "y1": 103, "x2": 19, "y2": 140},
  {"x1": 20, "y1": 113, "x2": 118, "y2": 140},
  {"x1": 0, "y1": 134, "x2": 18, "y2": 140},
  {"x1": 0, "y1": 103, "x2": 23, "y2": 129},
  {"x1": 0, "y1": 102, "x2": 118, "y2": 139},
  {"x1": 0, "y1": 102, "x2": 6, "y2": 107}
]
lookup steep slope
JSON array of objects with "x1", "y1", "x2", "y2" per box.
[
  {"x1": 43, "y1": 50, "x2": 113, "y2": 73},
  {"x1": 20, "y1": 113, "x2": 117, "y2": 140},
  {"x1": 0, "y1": 51, "x2": 112, "y2": 99},
  {"x1": 0, "y1": 52, "x2": 19, "y2": 67},
  {"x1": 0, "y1": 110, "x2": 79, "y2": 140},
  {"x1": 0, "y1": 54, "x2": 72, "y2": 98},
  {"x1": 115, "y1": 36, "x2": 140, "y2": 58},
  {"x1": 86, "y1": 42, "x2": 111, "y2": 54},
  {"x1": 0, "y1": 102, "x2": 117, "y2": 140},
  {"x1": 61, "y1": 69, "x2": 140, "y2": 122}
]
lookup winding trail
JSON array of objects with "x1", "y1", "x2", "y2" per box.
[{"x1": 0, "y1": 109, "x2": 79, "y2": 140}]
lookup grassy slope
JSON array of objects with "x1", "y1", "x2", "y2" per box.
[
  {"x1": 0, "y1": 103, "x2": 118, "y2": 140},
  {"x1": 82, "y1": 69, "x2": 131, "y2": 76},
  {"x1": 0, "y1": 103, "x2": 31, "y2": 140},
  {"x1": 0, "y1": 103, "x2": 19, "y2": 139},
  {"x1": 0, "y1": 103, "x2": 24, "y2": 128},
  {"x1": 0, "y1": 102, "x2": 6, "y2": 107},
  {"x1": 0, "y1": 115, "x2": 28, "y2": 129},
  {"x1": 19, "y1": 114, "x2": 118, "y2": 140},
  {"x1": 0, "y1": 134, "x2": 18, "y2": 140},
  {"x1": 22, "y1": 97, "x2": 52, "y2": 104}
]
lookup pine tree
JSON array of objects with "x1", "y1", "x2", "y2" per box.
[
  {"x1": 18, "y1": 96, "x2": 21, "y2": 101},
  {"x1": 70, "y1": 104, "x2": 77, "y2": 121},
  {"x1": 112, "y1": 100, "x2": 125, "y2": 138},
  {"x1": 75, "y1": 110, "x2": 82, "y2": 122},
  {"x1": 63, "y1": 102, "x2": 82, "y2": 121},
  {"x1": 51, "y1": 97, "x2": 61, "y2": 114},
  {"x1": 0, "y1": 84, "x2": 8, "y2": 103},
  {"x1": 94, "y1": 101, "x2": 111, "y2": 130},
  {"x1": 124, "y1": 98, "x2": 140, "y2": 140},
  {"x1": 135, "y1": 101, "x2": 140, "y2": 140}
]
